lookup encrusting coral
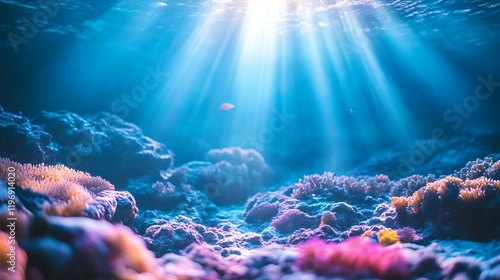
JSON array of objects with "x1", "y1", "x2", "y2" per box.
[
  {"x1": 297, "y1": 237, "x2": 410, "y2": 279},
  {"x1": 0, "y1": 157, "x2": 114, "y2": 216}
]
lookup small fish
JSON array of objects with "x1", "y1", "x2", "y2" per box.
[
  {"x1": 219, "y1": 103, "x2": 235, "y2": 111},
  {"x1": 155, "y1": 2, "x2": 167, "y2": 7}
]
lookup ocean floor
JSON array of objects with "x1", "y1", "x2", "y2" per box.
[{"x1": 1, "y1": 106, "x2": 499, "y2": 280}]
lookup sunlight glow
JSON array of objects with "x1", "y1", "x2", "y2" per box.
[{"x1": 134, "y1": 0, "x2": 466, "y2": 168}]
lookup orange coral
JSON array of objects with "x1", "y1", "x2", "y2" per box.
[
  {"x1": 361, "y1": 230, "x2": 374, "y2": 238},
  {"x1": 320, "y1": 211, "x2": 335, "y2": 227},
  {"x1": 391, "y1": 197, "x2": 409, "y2": 209},
  {"x1": 390, "y1": 175, "x2": 499, "y2": 211},
  {"x1": 390, "y1": 163, "x2": 500, "y2": 240},
  {"x1": 0, "y1": 157, "x2": 114, "y2": 216}
]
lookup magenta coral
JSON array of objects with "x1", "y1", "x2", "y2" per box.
[{"x1": 297, "y1": 237, "x2": 410, "y2": 279}]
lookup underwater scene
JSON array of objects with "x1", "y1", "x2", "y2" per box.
[{"x1": 1, "y1": 0, "x2": 500, "y2": 279}]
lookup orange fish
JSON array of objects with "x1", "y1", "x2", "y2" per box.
[{"x1": 219, "y1": 103, "x2": 235, "y2": 111}]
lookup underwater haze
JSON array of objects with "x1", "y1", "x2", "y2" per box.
[{"x1": 1, "y1": 0, "x2": 500, "y2": 279}]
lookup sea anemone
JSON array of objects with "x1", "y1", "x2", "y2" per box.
[{"x1": 0, "y1": 157, "x2": 114, "y2": 216}]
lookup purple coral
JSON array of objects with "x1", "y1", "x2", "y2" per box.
[
  {"x1": 391, "y1": 174, "x2": 436, "y2": 196},
  {"x1": 245, "y1": 201, "x2": 279, "y2": 223},
  {"x1": 457, "y1": 157, "x2": 497, "y2": 180},
  {"x1": 20, "y1": 216, "x2": 162, "y2": 279},
  {"x1": 397, "y1": 227, "x2": 421, "y2": 243}
]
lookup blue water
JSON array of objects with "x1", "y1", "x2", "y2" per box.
[{"x1": 1, "y1": 0, "x2": 499, "y2": 173}]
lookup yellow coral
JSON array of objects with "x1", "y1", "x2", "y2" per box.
[
  {"x1": 0, "y1": 157, "x2": 114, "y2": 216},
  {"x1": 390, "y1": 176, "x2": 498, "y2": 214},
  {"x1": 378, "y1": 228, "x2": 399, "y2": 246}
]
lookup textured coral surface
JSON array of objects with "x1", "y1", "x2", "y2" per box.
[{"x1": 1, "y1": 108, "x2": 499, "y2": 280}]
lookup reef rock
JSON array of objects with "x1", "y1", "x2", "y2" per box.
[
  {"x1": 165, "y1": 147, "x2": 270, "y2": 205},
  {"x1": 0, "y1": 107, "x2": 173, "y2": 186},
  {"x1": 0, "y1": 106, "x2": 56, "y2": 164}
]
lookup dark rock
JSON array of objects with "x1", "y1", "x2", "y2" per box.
[
  {"x1": 32, "y1": 110, "x2": 173, "y2": 185},
  {"x1": 0, "y1": 106, "x2": 57, "y2": 163},
  {"x1": 0, "y1": 107, "x2": 173, "y2": 186}
]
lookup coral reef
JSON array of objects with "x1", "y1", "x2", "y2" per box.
[
  {"x1": 163, "y1": 147, "x2": 270, "y2": 205},
  {"x1": 0, "y1": 231, "x2": 27, "y2": 280},
  {"x1": 126, "y1": 177, "x2": 193, "y2": 210},
  {"x1": 291, "y1": 172, "x2": 391, "y2": 201},
  {"x1": 391, "y1": 162, "x2": 500, "y2": 240},
  {"x1": 0, "y1": 157, "x2": 111, "y2": 215},
  {"x1": 0, "y1": 157, "x2": 137, "y2": 223},
  {"x1": 21, "y1": 216, "x2": 165, "y2": 280},
  {"x1": 1, "y1": 108, "x2": 499, "y2": 280},
  {"x1": 271, "y1": 209, "x2": 318, "y2": 234},
  {"x1": 144, "y1": 217, "x2": 205, "y2": 256},
  {"x1": 396, "y1": 227, "x2": 421, "y2": 243}
]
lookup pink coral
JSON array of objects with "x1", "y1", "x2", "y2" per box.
[{"x1": 297, "y1": 237, "x2": 410, "y2": 279}]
